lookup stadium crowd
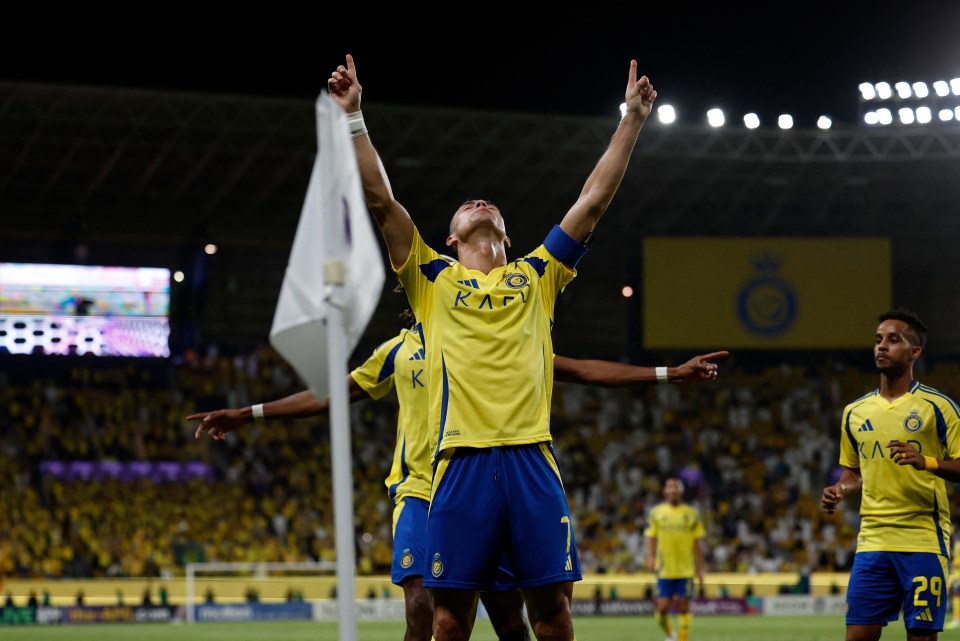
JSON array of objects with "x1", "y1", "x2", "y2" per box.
[{"x1": 2, "y1": 348, "x2": 959, "y2": 580}]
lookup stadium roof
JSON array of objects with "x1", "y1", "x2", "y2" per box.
[{"x1": 2, "y1": 83, "x2": 960, "y2": 357}]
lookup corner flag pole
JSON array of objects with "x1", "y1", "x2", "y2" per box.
[
  {"x1": 269, "y1": 91, "x2": 384, "y2": 641},
  {"x1": 324, "y1": 259, "x2": 357, "y2": 641}
]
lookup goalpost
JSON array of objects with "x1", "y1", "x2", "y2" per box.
[{"x1": 184, "y1": 561, "x2": 338, "y2": 624}]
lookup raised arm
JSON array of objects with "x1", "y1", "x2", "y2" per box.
[
  {"x1": 553, "y1": 351, "x2": 728, "y2": 387},
  {"x1": 328, "y1": 54, "x2": 415, "y2": 268},
  {"x1": 559, "y1": 60, "x2": 657, "y2": 244},
  {"x1": 188, "y1": 375, "x2": 370, "y2": 441}
]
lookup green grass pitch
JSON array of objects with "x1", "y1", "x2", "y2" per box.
[{"x1": 2, "y1": 614, "x2": 859, "y2": 640}]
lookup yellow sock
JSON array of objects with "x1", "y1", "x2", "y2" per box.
[
  {"x1": 954, "y1": 594, "x2": 960, "y2": 621},
  {"x1": 678, "y1": 612, "x2": 691, "y2": 641},
  {"x1": 656, "y1": 611, "x2": 672, "y2": 637}
]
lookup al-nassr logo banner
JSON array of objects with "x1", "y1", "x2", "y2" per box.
[{"x1": 643, "y1": 237, "x2": 891, "y2": 348}]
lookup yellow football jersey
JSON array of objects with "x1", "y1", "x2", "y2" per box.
[
  {"x1": 644, "y1": 503, "x2": 705, "y2": 579},
  {"x1": 350, "y1": 325, "x2": 432, "y2": 502},
  {"x1": 396, "y1": 225, "x2": 578, "y2": 452},
  {"x1": 839, "y1": 382, "x2": 960, "y2": 554}
]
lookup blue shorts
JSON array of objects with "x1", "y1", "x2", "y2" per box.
[
  {"x1": 391, "y1": 496, "x2": 429, "y2": 585},
  {"x1": 423, "y1": 444, "x2": 582, "y2": 590},
  {"x1": 657, "y1": 577, "x2": 694, "y2": 599},
  {"x1": 846, "y1": 551, "x2": 948, "y2": 631}
]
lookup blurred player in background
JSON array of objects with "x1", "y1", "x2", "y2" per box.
[
  {"x1": 821, "y1": 307, "x2": 960, "y2": 641},
  {"x1": 645, "y1": 476, "x2": 705, "y2": 641}
]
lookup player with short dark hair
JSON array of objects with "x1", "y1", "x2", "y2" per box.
[{"x1": 821, "y1": 308, "x2": 960, "y2": 641}]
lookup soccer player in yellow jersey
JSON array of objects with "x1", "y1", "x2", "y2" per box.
[
  {"x1": 821, "y1": 308, "x2": 960, "y2": 641},
  {"x1": 328, "y1": 53, "x2": 658, "y2": 641},
  {"x1": 645, "y1": 477, "x2": 705, "y2": 641},
  {"x1": 328, "y1": 52, "x2": 657, "y2": 641},
  {"x1": 189, "y1": 324, "x2": 726, "y2": 641}
]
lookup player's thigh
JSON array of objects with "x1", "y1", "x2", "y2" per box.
[
  {"x1": 892, "y1": 552, "x2": 949, "y2": 634},
  {"x1": 502, "y1": 443, "x2": 582, "y2": 587},
  {"x1": 521, "y1": 581, "x2": 574, "y2": 630},
  {"x1": 432, "y1": 588, "x2": 480, "y2": 634},
  {"x1": 480, "y1": 589, "x2": 528, "y2": 637},
  {"x1": 424, "y1": 448, "x2": 507, "y2": 589},
  {"x1": 392, "y1": 496, "x2": 430, "y2": 586},
  {"x1": 846, "y1": 552, "x2": 908, "y2": 625}
]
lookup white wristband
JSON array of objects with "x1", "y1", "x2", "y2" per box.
[
  {"x1": 251, "y1": 403, "x2": 265, "y2": 421},
  {"x1": 656, "y1": 367, "x2": 669, "y2": 384},
  {"x1": 346, "y1": 110, "x2": 367, "y2": 138}
]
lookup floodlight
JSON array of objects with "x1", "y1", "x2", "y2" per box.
[
  {"x1": 777, "y1": 114, "x2": 794, "y2": 129},
  {"x1": 898, "y1": 108, "x2": 915, "y2": 124},
  {"x1": 912, "y1": 82, "x2": 929, "y2": 98},
  {"x1": 864, "y1": 111, "x2": 879, "y2": 125},
  {"x1": 657, "y1": 104, "x2": 676, "y2": 124},
  {"x1": 875, "y1": 82, "x2": 893, "y2": 100},
  {"x1": 938, "y1": 108, "x2": 954, "y2": 121},
  {"x1": 933, "y1": 81, "x2": 950, "y2": 97},
  {"x1": 817, "y1": 116, "x2": 832, "y2": 129},
  {"x1": 743, "y1": 113, "x2": 760, "y2": 129},
  {"x1": 915, "y1": 106, "x2": 932, "y2": 124},
  {"x1": 895, "y1": 82, "x2": 912, "y2": 99},
  {"x1": 877, "y1": 108, "x2": 893, "y2": 125},
  {"x1": 859, "y1": 82, "x2": 876, "y2": 100},
  {"x1": 707, "y1": 108, "x2": 724, "y2": 127}
]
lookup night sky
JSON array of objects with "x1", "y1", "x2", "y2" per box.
[{"x1": 4, "y1": 3, "x2": 960, "y2": 127}]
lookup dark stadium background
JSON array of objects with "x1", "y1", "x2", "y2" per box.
[{"x1": 2, "y1": 0, "x2": 960, "y2": 623}]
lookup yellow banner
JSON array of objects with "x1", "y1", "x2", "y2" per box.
[{"x1": 643, "y1": 238, "x2": 891, "y2": 348}]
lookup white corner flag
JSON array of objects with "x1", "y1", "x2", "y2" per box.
[
  {"x1": 269, "y1": 91, "x2": 385, "y2": 400},
  {"x1": 268, "y1": 91, "x2": 384, "y2": 641}
]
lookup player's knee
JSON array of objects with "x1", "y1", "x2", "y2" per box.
[
  {"x1": 433, "y1": 607, "x2": 473, "y2": 641},
  {"x1": 405, "y1": 588, "x2": 433, "y2": 628}
]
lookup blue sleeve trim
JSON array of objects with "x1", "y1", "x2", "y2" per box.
[
  {"x1": 544, "y1": 225, "x2": 588, "y2": 268},
  {"x1": 419, "y1": 259, "x2": 452, "y2": 282},
  {"x1": 377, "y1": 341, "x2": 404, "y2": 383}
]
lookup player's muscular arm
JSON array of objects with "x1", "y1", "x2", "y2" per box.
[
  {"x1": 190, "y1": 375, "x2": 370, "y2": 440},
  {"x1": 559, "y1": 60, "x2": 656, "y2": 243}
]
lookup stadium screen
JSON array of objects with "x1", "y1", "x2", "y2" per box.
[{"x1": 0, "y1": 262, "x2": 171, "y2": 357}]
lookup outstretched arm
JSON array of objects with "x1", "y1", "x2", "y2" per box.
[
  {"x1": 188, "y1": 375, "x2": 370, "y2": 441},
  {"x1": 553, "y1": 351, "x2": 728, "y2": 387},
  {"x1": 559, "y1": 60, "x2": 657, "y2": 243},
  {"x1": 328, "y1": 54, "x2": 415, "y2": 269}
]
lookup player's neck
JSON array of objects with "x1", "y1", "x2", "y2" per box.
[
  {"x1": 456, "y1": 237, "x2": 508, "y2": 274},
  {"x1": 879, "y1": 370, "x2": 914, "y2": 401}
]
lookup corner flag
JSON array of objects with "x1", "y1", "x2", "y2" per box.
[{"x1": 269, "y1": 91, "x2": 385, "y2": 400}]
